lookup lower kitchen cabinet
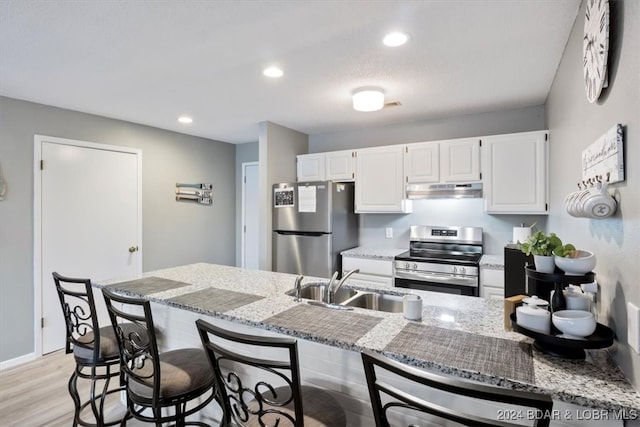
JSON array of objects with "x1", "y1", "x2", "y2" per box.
[
  {"x1": 342, "y1": 256, "x2": 394, "y2": 287},
  {"x1": 482, "y1": 130, "x2": 548, "y2": 214},
  {"x1": 480, "y1": 267, "x2": 505, "y2": 299}
]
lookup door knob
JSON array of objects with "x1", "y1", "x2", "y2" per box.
[{"x1": 129, "y1": 246, "x2": 139, "y2": 253}]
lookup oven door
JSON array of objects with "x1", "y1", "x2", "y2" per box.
[{"x1": 394, "y1": 269, "x2": 478, "y2": 296}]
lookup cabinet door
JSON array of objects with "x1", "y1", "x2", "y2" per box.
[
  {"x1": 325, "y1": 150, "x2": 356, "y2": 181},
  {"x1": 482, "y1": 131, "x2": 548, "y2": 214},
  {"x1": 441, "y1": 138, "x2": 481, "y2": 182},
  {"x1": 404, "y1": 142, "x2": 440, "y2": 183},
  {"x1": 297, "y1": 153, "x2": 325, "y2": 182},
  {"x1": 355, "y1": 145, "x2": 411, "y2": 213},
  {"x1": 481, "y1": 285, "x2": 504, "y2": 300}
]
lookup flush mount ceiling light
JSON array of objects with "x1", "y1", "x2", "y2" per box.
[
  {"x1": 263, "y1": 66, "x2": 284, "y2": 78},
  {"x1": 352, "y1": 88, "x2": 385, "y2": 112},
  {"x1": 383, "y1": 32, "x2": 408, "y2": 47},
  {"x1": 177, "y1": 116, "x2": 193, "y2": 124}
]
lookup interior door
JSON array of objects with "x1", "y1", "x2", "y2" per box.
[
  {"x1": 242, "y1": 162, "x2": 259, "y2": 270},
  {"x1": 38, "y1": 137, "x2": 141, "y2": 354}
]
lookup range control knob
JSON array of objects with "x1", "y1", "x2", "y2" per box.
[
  {"x1": 460, "y1": 267, "x2": 467, "y2": 274},
  {"x1": 405, "y1": 263, "x2": 410, "y2": 269},
  {"x1": 452, "y1": 266, "x2": 458, "y2": 274},
  {"x1": 413, "y1": 263, "x2": 417, "y2": 269}
]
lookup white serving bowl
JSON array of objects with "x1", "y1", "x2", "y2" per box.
[
  {"x1": 554, "y1": 250, "x2": 596, "y2": 275},
  {"x1": 552, "y1": 310, "x2": 596, "y2": 338}
]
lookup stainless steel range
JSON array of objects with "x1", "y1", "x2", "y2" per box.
[{"x1": 394, "y1": 225, "x2": 483, "y2": 296}]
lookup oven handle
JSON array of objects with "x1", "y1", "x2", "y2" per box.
[{"x1": 394, "y1": 269, "x2": 478, "y2": 287}]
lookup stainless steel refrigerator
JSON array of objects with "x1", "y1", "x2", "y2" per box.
[{"x1": 272, "y1": 181, "x2": 358, "y2": 278}]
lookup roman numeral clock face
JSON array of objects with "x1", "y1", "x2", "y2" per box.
[{"x1": 583, "y1": 0, "x2": 610, "y2": 103}]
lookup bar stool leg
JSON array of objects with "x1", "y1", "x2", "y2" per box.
[{"x1": 68, "y1": 366, "x2": 81, "y2": 427}]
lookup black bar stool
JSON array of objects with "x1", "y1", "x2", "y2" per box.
[
  {"x1": 102, "y1": 288, "x2": 217, "y2": 426},
  {"x1": 361, "y1": 349, "x2": 553, "y2": 427},
  {"x1": 52, "y1": 272, "x2": 131, "y2": 427},
  {"x1": 196, "y1": 318, "x2": 347, "y2": 427}
]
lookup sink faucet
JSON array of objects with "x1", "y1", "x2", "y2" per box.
[
  {"x1": 325, "y1": 271, "x2": 339, "y2": 303},
  {"x1": 327, "y1": 269, "x2": 359, "y2": 304},
  {"x1": 294, "y1": 275, "x2": 304, "y2": 302}
]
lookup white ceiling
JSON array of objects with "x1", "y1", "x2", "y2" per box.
[{"x1": 0, "y1": 1, "x2": 581, "y2": 145}]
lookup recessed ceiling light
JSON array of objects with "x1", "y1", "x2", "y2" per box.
[
  {"x1": 178, "y1": 116, "x2": 193, "y2": 124},
  {"x1": 263, "y1": 67, "x2": 284, "y2": 78},
  {"x1": 352, "y1": 88, "x2": 385, "y2": 112},
  {"x1": 383, "y1": 32, "x2": 408, "y2": 47}
]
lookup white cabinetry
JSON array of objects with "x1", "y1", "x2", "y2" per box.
[
  {"x1": 297, "y1": 153, "x2": 325, "y2": 181},
  {"x1": 404, "y1": 138, "x2": 480, "y2": 184},
  {"x1": 297, "y1": 151, "x2": 356, "y2": 182},
  {"x1": 404, "y1": 142, "x2": 439, "y2": 183},
  {"x1": 325, "y1": 150, "x2": 356, "y2": 181},
  {"x1": 480, "y1": 267, "x2": 504, "y2": 300},
  {"x1": 355, "y1": 145, "x2": 411, "y2": 213},
  {"x1": 441, "y1": 138, "x2": 481, "y2": 182},
  {"x1": 482, "y1": 131, "x2": 548, "y2": 214},
  {"x1": 342, "y1": 257, "x2": 394, "y2": 287}
]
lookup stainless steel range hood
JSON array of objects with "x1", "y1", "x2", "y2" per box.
[{"x1": 406, "y1": 182, "x2": 483, "y2": 199}]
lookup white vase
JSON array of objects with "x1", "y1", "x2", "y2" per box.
[{"x1": 534, "y1": 255, "x2": 555, "y2": 273}]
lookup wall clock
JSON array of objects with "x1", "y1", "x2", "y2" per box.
[{"x1": 583, "y1": 0, "x2": 610, "y2": 103}]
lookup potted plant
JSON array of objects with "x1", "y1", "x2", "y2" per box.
[{"x1": 518, "y1": 230, "x2": 562, "y2": 273}]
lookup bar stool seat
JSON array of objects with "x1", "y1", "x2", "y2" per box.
[
  {"x1": 52, "y1": 272, "x2": 134, "y2": 427},
  {"x1": 103, "y1": 288, "x2": 217, "y2": 426}
]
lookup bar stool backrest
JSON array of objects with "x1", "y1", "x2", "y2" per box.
[
  {"x1": 361, "y1": 349, "x2": 553, "y2": 427},
  {"x1": 196, "y1": 319, "x2": 304, "y2": 427},
  {"x1": 102, "y1": 288, "x2": 161, "y2": 406},
  {"x1": 52, "y1": 272, "x2": 101, "y2": 363}
]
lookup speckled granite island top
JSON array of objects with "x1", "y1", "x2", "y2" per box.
[{"x1": 96, "y1": 262, "x2": 640, "y2": 413}]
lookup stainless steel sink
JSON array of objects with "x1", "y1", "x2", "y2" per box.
[
  {"x1": 285, "y1": 283, "x2": 358, "y2": 304},
  {"x1": 286, "y1": 282, "x2": 405, "y2": 313},
  {"x1": 342, "y1": 292, "x2": 404, "y2": 313}
]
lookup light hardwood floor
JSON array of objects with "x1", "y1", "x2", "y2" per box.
[{"x1": 0, "y1": 350, "x2": 141, "y2": 426}]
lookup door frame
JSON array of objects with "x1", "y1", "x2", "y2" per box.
[
  {"x1": 33, "y1": 135, "x2": 143, "y2": 357},
  {"x1": 241, "y1": 161, "x2": 259, "y2": 268}
]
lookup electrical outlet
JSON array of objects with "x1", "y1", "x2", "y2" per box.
[
  {"x1": 385, "y1": 227, "x2": 393, "y2": 238},
  {"x1": 628, "y1": 302, "x2": 640, "y2": 353}
]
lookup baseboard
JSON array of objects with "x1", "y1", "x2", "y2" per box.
[{"x1": 0, "y1": 352, "x2": 37, "y2": 371}]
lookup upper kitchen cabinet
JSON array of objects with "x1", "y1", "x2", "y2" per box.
[
  {"x1": 297, "y1": 150, "x2": 356, "y2": 182},
  {"x1": 482, "y1": 130, "x2": 548, "y2": 214},
  {"x1": 440, "y1": 138, "x2": 481, "y2": 182},
  {"x1": 404, "y1": 141, "x2": 439, "y2": 183},
  {"x1": 297, "y1": 153, "x2": 325, "y2": 181},
  {"x1": 355, "y1": 145, "x2": 411, "y2": 213},
  {"x1": 325, "y1": 150, "x2": 356, "y2": 181},
  {"x1": 404, "y1": 138, "x2": 480, "y2": 184}
]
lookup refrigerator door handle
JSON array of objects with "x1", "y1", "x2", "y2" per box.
[{"x1": 275, "y1": 231, "x2": 327, "y2": 237}]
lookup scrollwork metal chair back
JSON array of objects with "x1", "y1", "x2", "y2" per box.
[
  {"x1": 361, "y1": 349, "x2": 553, "y2": 427},
  {"x1": 196, "y1": 319, "x2": 304, "y2": 427},
  {"x1": 53, "y1": 272, "x2": 101, "y2": 363},
  {"x1": 102, "y1": 289, "x2": 160, "y2": 405}
]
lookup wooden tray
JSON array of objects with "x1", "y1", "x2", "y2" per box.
[{"x1": 510, "y1": 313, "x2": 615, "y2": 359}]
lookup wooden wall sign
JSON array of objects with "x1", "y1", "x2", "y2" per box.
[{"x1": 582, "y1": 124, "x2": 624, "y2": 184}]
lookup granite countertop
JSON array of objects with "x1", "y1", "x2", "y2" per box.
[
  {"x1": 341, "y1": 246, "x2": 407, "y2": 260},
  {"x1": 96, "y1": 262, "x2": 640, "y2": 413},
  {"x1": 480, "y1": 254, "x2": 505, "y2": 270}
]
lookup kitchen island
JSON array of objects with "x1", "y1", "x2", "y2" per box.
[{"x1": 97, "y1": 263, "x2": 640, "y2": 426}]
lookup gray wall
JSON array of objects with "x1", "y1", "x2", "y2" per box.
[
  {"x1": 309, "y1": 105, "x2": 545, "y2": 152},
  {"x1": 309, "y1": 105, "x2": 548, "y2": 254},
  {"x1": 0, "y1": 96, "x2": 236, "y2": 362},
  {"x1": 235, "y1": 142, "x2": 259, "y2": 266},
  {"x1": 546, "y1": 0, "x2": 640, "y2": 388},
  {"x1": 258, "y1": 122, "x2": 308, "y2": 270}
]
